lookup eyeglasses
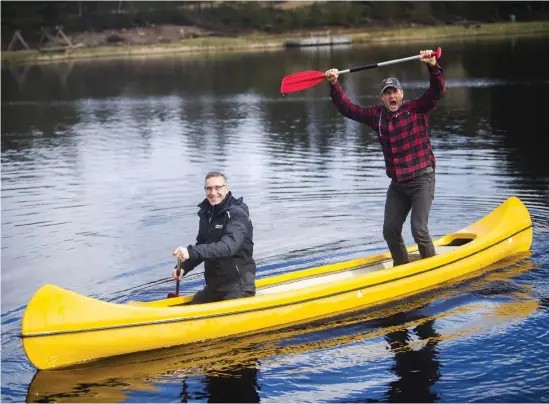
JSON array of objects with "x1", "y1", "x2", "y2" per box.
[{"x1": 204, "y1": 184, "x2": 227, "y2": 193}]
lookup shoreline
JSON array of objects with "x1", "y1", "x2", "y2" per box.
[{"x1": 2, "y1": 21, "x2": 549, "y2": 66}]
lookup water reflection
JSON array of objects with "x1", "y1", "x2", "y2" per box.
[
  {"x1": 383, "y1": 318, "x2": 440, "y2": 403},
  {"x1": 180, "y1": 360, "x2": 260, "y2": 403},
  {"x1": 3, "y1": 37, "x2": 548, "y2": 203},
  {"x1": 3, "y1": 35, "x2": 549, "y2": 403}
]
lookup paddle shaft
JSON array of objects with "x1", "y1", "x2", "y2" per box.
[
  {"x1": 168, "y1": 258, "x2": 182, "y2": 298},
  {"x1": 339, "y1": 54, "x2": 422, "y2": 75},
  {"x1": 175, "y1": 258, "x2": 181, "y2": 295}
]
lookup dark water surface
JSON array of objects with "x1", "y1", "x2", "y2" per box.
[{"x1": 2, "y1": 36, "x2": 549, "y2": 402}]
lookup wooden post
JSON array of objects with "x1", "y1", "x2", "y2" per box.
[
  {"x1": 55, "y1": 26, "x2": 74, "y2": 47},
  {"x1": 38, "y1": 29, "x2": 48, "y2": 47},
  {"x1": 7, "y1": 31, "x2": 30, "y2": 51}
]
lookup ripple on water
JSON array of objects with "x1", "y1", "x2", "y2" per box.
[{"x1": 2, "y1": 39, "x2": 549, "y2": 403}]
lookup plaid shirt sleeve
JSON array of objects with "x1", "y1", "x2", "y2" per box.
[
  {"x1": 407, "y1": 64, "x2": 446, "y2": 114},
  {"x1": 329, "y1": 82, "x2": 379, "y2": 128}
]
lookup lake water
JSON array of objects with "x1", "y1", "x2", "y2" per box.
[{"x1": 2, "y1": 35, "x2": 549, "y2": 402}]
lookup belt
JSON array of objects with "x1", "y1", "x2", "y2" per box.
[{"x1": 416, "y1": 165, "x2": 434, "y2": 176}]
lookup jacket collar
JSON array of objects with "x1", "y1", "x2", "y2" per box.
[{"x1": 198, "y1": 191, "x2": 234, "y2": 217}]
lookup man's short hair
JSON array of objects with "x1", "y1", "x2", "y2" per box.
[{"x1": 205, "y1": 171, "x2": 227, "y2": 182}]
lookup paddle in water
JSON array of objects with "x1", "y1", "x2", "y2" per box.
[
  {"x1": 280, "y1": 47, "x2": 442, "y2": 94},
  {"x1": 167, "y1": 258, "x2": 182, "y2": 298}
]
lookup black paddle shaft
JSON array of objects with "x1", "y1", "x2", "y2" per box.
[
  {"x1": 175, "y1": 258, "x2": 181, "y2": 294},
  {"x1": 348, "y1": 63, "x2": 378, "y2": 73}
]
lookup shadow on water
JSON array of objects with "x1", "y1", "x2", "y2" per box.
[
  {"x1": 26, "y1": 254, "x2": 537, "y2": 403},
  {"x1": 179, "y1": 360, "x2": 261, "y2": 403},
  {"x1": 362, "y1": 316, "x2": 441, "y2": 403}
]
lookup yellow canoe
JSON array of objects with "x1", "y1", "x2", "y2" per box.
[
  {"x1": 27, "y1": 256, "x2": 537, "y2": 402},
  {"x1": 21, "y1": 196, "x2": 533, "y2": 370}
]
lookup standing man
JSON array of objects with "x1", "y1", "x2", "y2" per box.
[
  {"x1": 325, "y1": 49, "x2": 446, "y2": 266},
  {"x1": 172, "y1": 171, "x2": 256, "y2": 303}
]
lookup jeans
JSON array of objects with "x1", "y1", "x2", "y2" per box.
[
  {"x1": 191, "y1": 287, "x2": 255, "y2": 304},
  {"x1": 383, "y1": 171, "x2": 436, "y2": 266}
]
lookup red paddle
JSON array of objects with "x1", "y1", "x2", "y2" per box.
[
  {"x1": 280, "y1": 47, "x2": 442, "y2": 94},
  {"x1": 167, "y1": 258, "x2": 181, "y2": 298}
]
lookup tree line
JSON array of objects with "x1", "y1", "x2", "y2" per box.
[{"x1": 2, "y1": 1, "x2": 548, "y2": 49}]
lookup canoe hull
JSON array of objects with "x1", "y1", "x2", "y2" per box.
[{"x1": 22, "y1": 196, "x2": 533, "y2": 369}]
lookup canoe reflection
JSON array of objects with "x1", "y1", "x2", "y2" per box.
[{"x1": 26, "y1": 254, "x2": 536, "y2": 403}]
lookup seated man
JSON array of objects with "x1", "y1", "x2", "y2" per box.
[{"x1": 172, "y1": 171, "x2": 256, "y2": 304}]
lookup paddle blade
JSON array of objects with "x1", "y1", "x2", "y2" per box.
[
  {"x1": 280, "y1": 70, "x2": 326, "y2": 94},
  {"x1": 167, "y1": 291, "x2": 179, "y2": 298}
]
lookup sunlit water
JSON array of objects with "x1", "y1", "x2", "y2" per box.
[{"x1": 2, "y1": 36, "x2": 549, "y2": 402}]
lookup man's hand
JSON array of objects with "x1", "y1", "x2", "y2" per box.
[
  {"x1": 171, "y1": 246, "x2": 189, "y2": 280},
  {"x1": 171, "y1": 266, "x2": 184, "y2": 280},
  {"x1": 420, "y1": 49, "x2": 437, "y2": 66},
  {"x1": 325, "y1": 68, "x2": 339, "y2": 85},
  {"x1": 173, "y1": 246, "x2": 190, "y2": 262}
]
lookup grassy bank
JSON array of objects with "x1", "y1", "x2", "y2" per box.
[{"x1": 2, "y1": 21, "x2": 549, "y2": 66}]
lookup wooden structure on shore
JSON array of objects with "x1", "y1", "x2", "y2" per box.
[
  {"x1": 6, "y1": 26, "x2": 85, "y2": 54},
  {"x1": 37, "y1": 26, "x2": 84, "y2": 53},
  {"x1": 285, "y1": 36, "x2": 351, "y2": 48},
  {"x1": 7, "y1": 30, "x2": 31, "y2": 51}
]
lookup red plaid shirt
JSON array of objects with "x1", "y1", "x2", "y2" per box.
[{"x1": 330, "y1": 65, "x2": 446, "y2": 182}]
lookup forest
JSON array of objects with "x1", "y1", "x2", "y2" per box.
[{"x1": 2, "y1": 1, "x2": 548, "y2": 50}]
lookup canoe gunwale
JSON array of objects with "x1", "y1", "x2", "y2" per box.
[{"x1": 21, "y1": 224, "x2": 532, "y2": 339}]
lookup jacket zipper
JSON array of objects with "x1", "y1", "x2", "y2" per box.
[{"x1": 233, "y1": 260, "x2": 244, "y2": 289}]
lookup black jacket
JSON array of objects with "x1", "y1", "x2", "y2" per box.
[{"x1": 182, "y1": 192, "x2": 256, "y2": 293}]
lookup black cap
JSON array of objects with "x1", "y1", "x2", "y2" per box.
[{"x1": 380, "y1": 77, "x2": 402, "y2": 94}]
